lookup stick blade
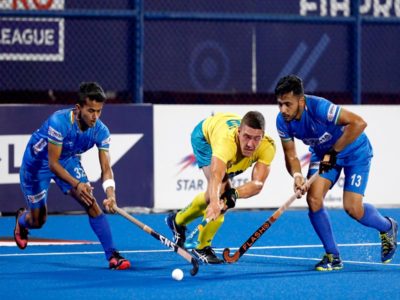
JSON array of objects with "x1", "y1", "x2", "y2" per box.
[
  {"x1": 222, "y1": 247, "x2": 240, "y2": 263},
  {"x1": 190, "y1": 257, "x2": 199, "y2": 276}
]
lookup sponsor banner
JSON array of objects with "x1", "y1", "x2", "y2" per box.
[
  {"x1": 0, "y1": 0, "x2": 65, "y2": 61},
  {"x1": 0, "y1": 104, "x2": 153, "y2": 213},
  {"x1": 154, "y1": 105, "x2": 400, "y2": 210}
]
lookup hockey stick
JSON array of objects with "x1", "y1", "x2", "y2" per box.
[
  {"x1": 113, "y1": 205, "x2": 199, "y2": 276},
  {"x1": 223, "y1": 172, "x2": 319, "y2": 263}
]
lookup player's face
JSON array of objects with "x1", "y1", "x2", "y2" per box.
[
  {"x1": 277, "y1": 92, "x2": 304, "y2": 122},
  {"x1": 238, "y1": 125, "x2": 264, "y2": 157},
  {"x1": 76, "y1": 99, "x2": 104, "y2": 128}
]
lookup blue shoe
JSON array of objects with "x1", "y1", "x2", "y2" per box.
[
  {"x1": 165, "y1": 212, "x2": 186, "y2": 248},
  {"x1": 315, "y1": 253, "x2": 343, "y2": 271},
  {"x1": 380, "y1": 217, "x2": 398, "y2": 263}
]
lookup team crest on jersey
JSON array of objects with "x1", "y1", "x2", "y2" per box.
[
  {"x1": 48, "y1": 126, "x2": 63, "y2": 141},
  {"x1": 327, "y1": 104, "x2": 338, "y2": 122}
]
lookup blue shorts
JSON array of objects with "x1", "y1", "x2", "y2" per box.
[
  {"x1": 191, "y1": 120, "x2": 212, "y2": 168},
  {"x1": 308, "y1": 147, "x2": 372, "y2": 196},
  {"x1": 20, "y1": 156, "x2": 89, "y2": 209}
]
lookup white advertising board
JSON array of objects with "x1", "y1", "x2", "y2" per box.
[{"x1": 154, "y1": 105, "x2": 400, "y2": 210}]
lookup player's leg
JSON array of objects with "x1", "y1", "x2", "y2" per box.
[
  {"x1": 191, "y1": 213, "x2": 224, "y2": 264},
  {"x1": 189, "y1": 166, "x2": 229, "y2": 264},
  {"x1": 342, "y1": 163, "x2": 398, "y2": 263},
  {"x1": 307, "y1": 160, "x2": 343, "y2": 271},
  {"x1": 57, "y1": 157, "x2": 130, "y2": 270},
  {"x1": 167, "y1": 120, "x2": 210, "y2": 247},
  {"x1": 167, "y1": 191, "x2": 208, "y2": 247},
  {"x1": 15, "y1": 165, "x2": 51, "y2": 249}
]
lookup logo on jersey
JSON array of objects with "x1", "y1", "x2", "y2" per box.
[
  {"x1": 32, "y1": 138, "x2": 47, "y2": 155},
  {"x1": 327, "y1": 104, "x2": 338, "y2": 122},
  {"x1": 48, "y1": 126, "x2": 63, "y2": 141},
  {"x1": 303, "y1": 132, "x2": 332, "y2": 146}
]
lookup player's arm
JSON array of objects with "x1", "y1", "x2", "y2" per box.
[
  {"x1": 236, "y1": 162, "x2": 270, "y2": 198},
  {"x1": 48, "y1": 142, "x2": 94, "y2": 206},
  {"x1": 206, "y1": 156, "x2": 227, "y2": 221},
  {"x1": 219, "y1": 162, "x2": 270, "y2": 211},
  {"x1": 281, "y1": 139, "x2": 306, "y2": 197},
  {"x1": 98, "y1": 149, "x2": 117, "y2": 213},
  {"x1": 332, "y1": 108, "x2": 367, "y2": 152}
]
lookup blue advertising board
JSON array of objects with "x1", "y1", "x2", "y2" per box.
[{"x1": 0, "y1": 0, "x2": 65, "y2": 61}]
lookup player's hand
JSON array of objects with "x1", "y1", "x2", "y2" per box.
[
  {"x1": 220, "y1": 188, "x2": 238, "y2": 210},
  {"x1": 206, "y1": 201, "x2": 223, "y2": 221},
  {"x1": 76, "y1": 182, "x2": 95, "y2": 207},
  {"x1": 293, "y1": 173, "x2": 306, "y2": 199},
  {"x1": 103, "y1": 197, "x2": 117, "y2": 214},
  {"x1": 319, "y1": 148, "x2": 338, "y2": 174}
]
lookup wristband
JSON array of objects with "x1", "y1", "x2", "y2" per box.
[
  {"x1": 102, "y1": 179, "x2": 116, "y2": 193},
  {"x1": 75, "y1": 181, "x2": 82, "y2": 189},
  {"x1": 293, "y1": 172, "x2": 303, "y2": 179}
]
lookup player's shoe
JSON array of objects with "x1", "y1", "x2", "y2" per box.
[
  {"x1": 380, "y1": 217, "x2": 398, "y2": 263},
  {"x1": 108, "y1": 251, "x2": 131, "y2": 270},
  {"x1": 192, "y1": 246, "x2": 224, "y2": 264},
  {"x1": 165, "y1": 212, "x2": 186, "y2": 248},
  {"x1": 315, "y1": 253, "x2": 343, "y2": 271},
  {"x1": 14, "y1": 208, "x2": 29, "y2": 250}
]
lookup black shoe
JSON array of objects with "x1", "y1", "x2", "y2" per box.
[
  {"x1": 315, "y1": 253, "x2": 343, "y2": 271},
  {"x1": 165, "y1": 212, "x2": 186, "y2": 247},
  {"x1": 380, "y1": 217, "x2": 398, "y2": 263},
  {"x1": 192, "y1": 246, "x2": 224, "y2": 264}
]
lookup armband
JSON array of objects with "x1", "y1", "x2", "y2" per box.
[{"x1": 102, "y1": 179, "x2": 116, "y2": 193}]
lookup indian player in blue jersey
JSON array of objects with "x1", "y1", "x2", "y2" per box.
[
  {"x1": 14, "y1": 82, "x2": 131, "y2": 270},
  {"x1": 275, "y1": 75, "x2": 398, "y2": 271}
]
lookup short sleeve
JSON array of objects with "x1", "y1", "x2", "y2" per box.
[
  {"x1": 47, "y1": 114, "x2": 68, "y2": 146},
  {"x1": 212, "y1": 138, "x2": 237, "y2": 164},
  {"x1": 314, "y1": 99, "x2": 342, "y2": 125},
  {"x1": 96, "y1": 123, "x2": 111, "y2": 151},
  {"x1": 276, "y1": 113, "x2": 293, "y2": 142}
]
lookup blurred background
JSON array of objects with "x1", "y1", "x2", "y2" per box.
[
  {"x1": 1, "y1": 0, "x2": 400, "y2": 213},
  {"x1": 1, "y1": 0, "x2": 399, "y2": 105}
]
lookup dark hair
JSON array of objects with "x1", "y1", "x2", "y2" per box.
[
  {"x1": 274, "y1": 75, "x2": 304, "y2": 98},
  {"x1": 77, "y1": 82, "x2": 106, "y2": 105},
  {"x1": 241, "y1": 111, "x2": 265, "y2": 131}
]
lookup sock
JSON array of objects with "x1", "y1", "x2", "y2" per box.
[
  {"x1": 197, "y1": 213, "x2": 224, "y2": 249},
  {"x1": 176, "y1": 192, "x2": 208, "y2": 225},
  {"x1": 18, "y1": 211, "x2": 31, "y2": 229},
  {"x1": 89, "y1": 214, "x2": 115, "y2": 260},
  {"x1": 309, "y1": 208, "x2": 340, "y2": 256},
  {"x1": 358, "y1": 203, "x2": 391, "y2": 233}
]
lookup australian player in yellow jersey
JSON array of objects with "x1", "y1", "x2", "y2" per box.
[{"x1": 166, "y1": 111, "x2": 276, "y2": 264}]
